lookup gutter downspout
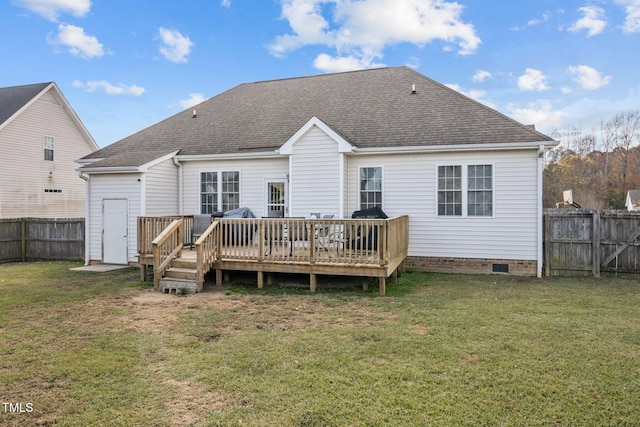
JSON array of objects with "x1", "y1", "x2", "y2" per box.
[
  {"x1": 77, "y1": 170, "x2": 90, "y2": 266},
  {"x1": 537, "y1": 144, "x2": 545, "y2": 278},
  {"x1": 173, "y1": 156, "x2": 183, "y2": 215}
]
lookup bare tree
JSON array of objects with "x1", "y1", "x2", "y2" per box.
[
  {"x1": 616, "y1": 110, "x2": 640, "y2": 188},
  {"x1": 599, "y1": 117, "x2": 619, "y2": 195}
]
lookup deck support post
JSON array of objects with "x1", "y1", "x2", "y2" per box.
[
  {"x1": 310, "y1": 274, "x2": 317, "y2": 292},
  {"x1": 379, "y1": 277, "x2": 386, "y2": 296},
  {"x1": 257, "y1": 271, "x2": 264, "y2": 288},
  {"x1": 391, "y1": 269, "x2": 398, "y2": 283},
  {"x1": 140, "y1": 264, "x2": 148, "y2": 281},
  {"x1": 216, "y1": 269, "x2": 223, "y2": 286}
]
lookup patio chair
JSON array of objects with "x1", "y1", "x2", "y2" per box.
[
  {"x1": 314, "y1": 215, "x2": 335, "y2": 252},
  {"x1": 191, "y1": 214, "x2": 212, "y2": 248}
]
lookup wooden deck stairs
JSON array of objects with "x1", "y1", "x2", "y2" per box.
[{"x1": 158, "y1": 257, "x2": 198, "y2": 294}]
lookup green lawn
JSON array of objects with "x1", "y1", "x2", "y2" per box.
[{"x1": 0, "y1": 262, "x2": 639, "y2": 426}]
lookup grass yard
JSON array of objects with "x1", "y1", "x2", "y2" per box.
[{"x1": 0, "y1": 262, "x2": 639, "y2": 426}]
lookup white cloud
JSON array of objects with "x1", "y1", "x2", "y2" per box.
[
  {"x1": 73, "y1": 80, "x2": 145, "y2": 96},
  {"x1": 49, "y1": 24, "x2": 104, "y2": 58},
  {"x1": 179, "y1": 93, "x2": 206, "y2": 109},
  {"x1": 567, "y1": 65, "x2": 612, "y2": 90},
  {"x1": 158, "y1": 27, "x2": 194, "y2": 63},
  {"x1": 472, "y1": 69, "x2": 492, "y2": 83},
  {"x1": 517, "y1": 68, "x2": 549, "y2": 91},
  {"x1": 527, "y1": 11, "x2": 552, "y2": 27},
  {"x1": 613, "y1": 0, "x2": 640, "y2": 32},
  {"x1": 508, "y1": 99, "x2": 564, "y2": 130},
  {"x1": 313, "y1": 53, "x2": 385, "y2": 73},
  {"x1": 569, "y1": 6, "x2": 607, "y2": 36},
  {"x1": 269, "y1": 0, "x2": 480, "y2": 72},
  {"x1": 13, "y1": 0, "x2": 90, "y2": 21},
  {"x1": 221, "y1": 0, "x2": 231, "y2": 7}
]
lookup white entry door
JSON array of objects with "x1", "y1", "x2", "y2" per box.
[
  {"x1": 103, "y1": 199, "x2": 128, "y2": 264},
  {"x1": 265, "y1": 179, "x2": 287, "y2": 217}
]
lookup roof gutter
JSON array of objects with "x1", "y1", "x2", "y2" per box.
[
  {"x1": 351, "y1": 140, "x2": 559, "y2": 155},
  {"x1": 176, "y1": 151, "x2": 284, "y2": 162},
  {"x1": 78, "y1": 166, "x2": 141, "y2": 174}
]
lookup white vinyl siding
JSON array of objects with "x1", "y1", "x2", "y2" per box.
[
  {"x1": 182, "y1": 158, "x2": 288, "y2": 217},
  {"x1": 289, "y1": 126, "x2": 341, "y2": 217},
  {"x1": 144, "y1": 158, "x2": 179, "y2": 216},
  {"x1": 348, "y1": 149, "x2": 539, "y2": 261},
  {"x1": 87, "y1": 173, "x2": 142, "y2": 263},
  {"x1": 0, "y1": 89, "x2": 96, "y2": 218}
]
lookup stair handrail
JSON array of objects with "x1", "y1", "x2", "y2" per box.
[
  {"x1": 151, "y1": 218, "x2": 184, "y2": 290},
  {"x1": 195, "y1": 220, "x2": 220, "y2": 292}
]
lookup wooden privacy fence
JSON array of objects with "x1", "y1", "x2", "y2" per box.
[
  {"x1": 0, "y1": 218, "x2": 84, "y2": 263},
  {"x1": 544, "y1": 209, "x2": 640, "y2": 277}
]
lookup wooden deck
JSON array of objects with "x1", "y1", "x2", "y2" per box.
[{"x1": 138, "y1": 216, "x2": 409, "y2": 295}]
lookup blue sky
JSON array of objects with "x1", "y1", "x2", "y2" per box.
[{"x1": 2, "y1": 0, "x2": 639, "y2": 147}]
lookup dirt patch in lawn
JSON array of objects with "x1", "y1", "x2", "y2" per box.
[{"x1": 59, "y1": 281, "x2": 394, "y2": 426}]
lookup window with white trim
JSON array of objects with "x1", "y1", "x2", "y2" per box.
[
  {"x1": 200, "y1": 171, "x2": 240, "y2": 214},
  {"x1": 359, "y1": 167, "x2": 382, "y2": 210},
  {"x1": 221, "y1": 171, "x2": 240, "y2": 212},
  {"x1": 437, "y1": 164, "x2": 493, "y2": 217},
  {"x1": 468, "y1": 164, "x2": 493, "y2": 216},
  {"x1": 43, "y1": 136, "x2": 54, "y2": 161}
]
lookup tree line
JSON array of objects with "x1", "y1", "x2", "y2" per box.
[{"x1": 543, "y1": 110, "x2": 640, "y2": 209}]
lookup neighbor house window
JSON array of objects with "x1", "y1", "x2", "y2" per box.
[
  {"x1": 438, "y1": 164, "x2": 493, "y2": 217},
  {"x1": 360, "y1": 167, "x2": 382, "y2": 210},
  {"x1": 200, "y1": 171, "x2": 240, "y2": 214},
  {"x1": 43, "y1": 136, "x2": 54, "y2": 161}
]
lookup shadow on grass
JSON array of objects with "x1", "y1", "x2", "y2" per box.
[{"x1": 221, "y1": 270, "x2": 429, "y2": 298}]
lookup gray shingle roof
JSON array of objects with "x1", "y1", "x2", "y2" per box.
[
  {"x1": 82, "y1": 67, "x2": 554, "y2": 167},
  {"x1": 0, "y1": 82, "x2": 51, "y2": 126}
]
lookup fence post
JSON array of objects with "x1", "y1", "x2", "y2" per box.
[
  {"x1": 592, "y1": 210, "x2": 600, "y2": 278},
  {"x1": 21, "y1": 218, "x2": 26, "y2": 262},
  {"x1": 544, "y1": 211, "x2": 550, "y2": 277}
]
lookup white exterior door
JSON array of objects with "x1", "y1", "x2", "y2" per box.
[
  {"x1": 265, "y1": 179, "x2": 287, "y2": 217},
  {"x1": 103, "y1": 199, "x2": 128, "y2": 264}
]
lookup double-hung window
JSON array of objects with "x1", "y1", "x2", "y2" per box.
[
  {"x1": 467, "y1": 165, "x2": 493, "y2": 216},
  {"x1": 201, "y1": 171, "x2": 240, "y2": 214},
  {"x1": 359, "y1": 167, "x2": 382, "y2": 210},
  {"x1": 437, "y1": 164, "x2": 493, "y2": 217},
  {"x1": 43, "y1": 136, "x2": 55, "y2": 161}
]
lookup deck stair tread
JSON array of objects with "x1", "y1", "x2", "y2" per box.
[{"x1": 165, "y1": 266, "x2": 197, "y2": 280}]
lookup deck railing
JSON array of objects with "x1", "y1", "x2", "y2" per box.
[
  {"x1": 151, "y1": 218, "x2": 184, "y2": 289},
  {"x1": 139, "y1": 215, "x2": 409, "y2": 286},
  {"x1": 212, "y1": 217, "x2": 409, "y2": 266},
  {"x1": 138, "y1": 215, "x2": 193, "y2": 256},
  {"x1": 195, "y1": 221, "x2": 220, "y2": 291}
]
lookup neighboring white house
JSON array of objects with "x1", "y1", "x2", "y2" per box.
[
  {"x1": 0, "y1": 82, "x2": 98, "y2": 218},
  {"x1": 77, "y1": 67, "x2": 558, "y2": 275},
  {"x1": 625, "y1": 190, "x2": 640, "y2": 211}
]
